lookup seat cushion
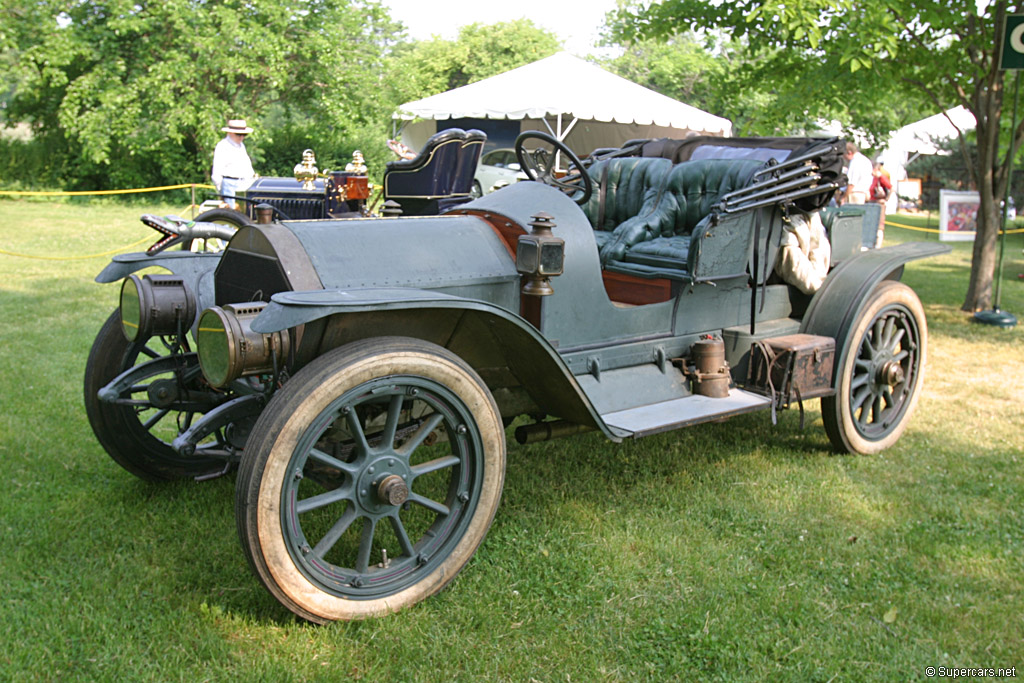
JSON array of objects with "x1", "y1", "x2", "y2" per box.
[{"x1": 621, "y1": 235, "x2": 692, "y2": 270}]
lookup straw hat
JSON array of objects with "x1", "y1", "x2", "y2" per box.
[{"x1": 222, "y1": 119, "x2": 254, "y2": 134}]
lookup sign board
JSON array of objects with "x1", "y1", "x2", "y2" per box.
[
  {"x1": 939, "y1": 189, "x2": 979, "y2": 241},
  {"x1": 1001, "y1": 14, "x2": 1024, "y2": 70}
]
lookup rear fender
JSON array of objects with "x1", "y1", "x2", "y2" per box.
[
  {"x1": 800, "y1": 242, "x2": 950, "y2": 382},
  {"x1": 253, "y1": 288, "x2": 619, "y2": 441}
]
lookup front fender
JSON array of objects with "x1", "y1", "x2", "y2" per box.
[
  {"x1": 253, "y1": 288, "x2": 623, "y2": 441},
  {"x1": 96, "y1": 251, "x2": 221, "y2": 316},
  {"x1": 800, "y1": 241, "x2": 950, "y2": 381}
]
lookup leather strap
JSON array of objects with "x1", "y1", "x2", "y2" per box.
[{"x1": 597, "y1": 164, "x2": 610, "y2": 230}]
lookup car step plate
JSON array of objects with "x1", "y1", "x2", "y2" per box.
[{"x1": 601, "y1": 389, "x2": 772, "y2": 439}]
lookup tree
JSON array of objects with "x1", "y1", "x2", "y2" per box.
[
  {"x1": 600, "y1": 35, "x2": 803, "y2": 136},
  {"x1": 2, "y1": 0, "x2": 401, "y2": 189},
  {"x1": 384, "y1": 20, "x2": 561, "y2": 108},
  {"x1": 608, "y1": 0, "x2": 1017, "y2": 312}
]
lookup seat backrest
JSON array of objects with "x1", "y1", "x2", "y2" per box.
[
  {"x1": 451, "y1": 129, "x2": 487, "y2": 196},
  {"x1": 580, "y1": 157, "x2": 672, "y2": 231},
  {"x1": 663, "y1": 159, "x2": 765, "y2": 236},
  {"x1": 384, "y1": 128, "x2": 470, "y2": 200}
]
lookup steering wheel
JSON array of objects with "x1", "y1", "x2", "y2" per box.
[{"x1": 514, "y1": 131, "x2": 593, "y2": 205}]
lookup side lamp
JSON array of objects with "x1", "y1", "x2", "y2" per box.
[{"x1": 516, "y1": 212, "x2": 565, "y2": 297}]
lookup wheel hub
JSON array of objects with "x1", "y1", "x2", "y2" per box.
[
  {"x1": 377, "y1": 475, "x2": 409, "y2": 506},
  {"x1": 148, "y1": 378, "x2": 179, "y2": 408},
  {"x1": 356, "y1": 457, "x2": 412, "y2": 514},
  {"x1": 877, "y1": 360, "x2": 904, "y2": 387}
]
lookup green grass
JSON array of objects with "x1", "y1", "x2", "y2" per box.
[{"x1": 1, "y1": 202, "x2": 1022, "y2": 681}]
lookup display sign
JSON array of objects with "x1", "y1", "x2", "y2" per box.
[
  {"x1": 1000, "y1": 14, "x2": 1024, "y2": 70},
  {"x1": 939, "y1": 189, "x2": 979, "y2": 241}
]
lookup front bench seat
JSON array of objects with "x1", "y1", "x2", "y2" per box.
[
  {"x1": 578, "y1": 157, "x2": 673, "y2": 253},
  {"x1": 600, "y1": 158, "x2": 766, "y2": 268}
]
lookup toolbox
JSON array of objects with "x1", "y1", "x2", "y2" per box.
[{"x1": 747, "y1": 333, "x2": 836, "y2": 408}]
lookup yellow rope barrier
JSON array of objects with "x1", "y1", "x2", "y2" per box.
[
  {"x1": 0, "y1": 204, "x2": 199, "y2": 260},
  {"x1": 0, "y1": 183, "x2": 216, "y2": 197},
  {"x1": 0, "y1": 235, "x2": 152, "y2": 260},
  {"x1": 885, "y1": 218, "x2": 1024, "y2": 235}
]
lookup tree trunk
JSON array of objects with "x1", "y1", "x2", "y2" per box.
[{"x1": 961, "y1": 82, "x2": 1006, "y2": 312}]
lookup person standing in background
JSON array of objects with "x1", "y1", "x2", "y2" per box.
[
  {"x1": 843, "y1": 142, "x2": 873, "y2": 204},
  {"x1": 868, "y1": 162, "x2": 893, "y2": 247},
  {"x1": 211, "y1": 119, "x2": 256, "y2": 209}
]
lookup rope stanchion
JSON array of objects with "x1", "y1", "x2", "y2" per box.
[{"x1": 0, "y1": 183, "x2": 216, "y2": 197}]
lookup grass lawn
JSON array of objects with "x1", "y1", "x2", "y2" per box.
[{"x1": 1, "y1": 200, "x2": 1021, "y2": 681}]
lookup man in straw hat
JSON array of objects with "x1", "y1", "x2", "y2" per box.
[{"x1": 211, "y1": 118, "x2": 256, "y2": 209}]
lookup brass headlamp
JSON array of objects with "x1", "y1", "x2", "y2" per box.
[
  {"x1": 119, "y1": 274, "x2": 196, "y2": 342},
  {"x1": 196, "y1": 303, "x2": 290, "y2": 388}
]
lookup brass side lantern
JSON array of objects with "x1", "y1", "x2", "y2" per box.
[{"x1": 516, "y1": 212, "x2": 565, "y2": 297}]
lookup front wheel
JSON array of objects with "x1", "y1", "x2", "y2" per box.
[
  {"x1": 83, "y1": 310, "x2": 226, "y2": 480},
  {"x1": 235, "y1": 337, "x2": 506, "y2": 622},
  {"x1": 822, "y1": 280, "x2": 928, "y2": 454}
]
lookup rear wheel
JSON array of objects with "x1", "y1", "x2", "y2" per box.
[
  {"x1": 235, "y1": 337, "x2": 506, "y2": 622},
  {"x1": 84, "y1": 310, "x2": 225, "y2": 480},
  {"x1": 822, "y1": 281, "x2": 927, "y2": 454}
]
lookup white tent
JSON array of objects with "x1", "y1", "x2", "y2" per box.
[
  {"x1": 393, "y1": 52, "x2": 732, "y2": 155},
  {"x1": 879, "y1": 106, "x2": 976, "y2": 180}
]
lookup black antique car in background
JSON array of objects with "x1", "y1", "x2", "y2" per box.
[
  {"x1": 185, "y1": 128, "x2": 486, "y2": 240},
  {"x1": 85, "y1": 130, "x2": 947, "y2": 623}
]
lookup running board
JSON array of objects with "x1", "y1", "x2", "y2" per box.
[{"x1": 601, "y1": 389, "x2": 772, "y2": 439}]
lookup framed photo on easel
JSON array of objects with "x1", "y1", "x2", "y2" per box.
[{"x1": 939, "y1": 189, "x2": 979, "y2": 241}]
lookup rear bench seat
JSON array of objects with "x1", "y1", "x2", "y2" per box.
[{"x1": 599, "y1": 158, "x2": 766, "y2": 279}]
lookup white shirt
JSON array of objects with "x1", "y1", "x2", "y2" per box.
[
  {"x1": 846, "y1": 152, "x2": 873, "y2": 196},
  {"x1": 211, "y1": 136, "x2": 255, "y2": 188}
]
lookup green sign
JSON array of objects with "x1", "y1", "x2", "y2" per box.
[{"x1": 1001, "y1": 14, "x2": 1024, "y2": 70}]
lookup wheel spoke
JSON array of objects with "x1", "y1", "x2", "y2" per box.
[
  {"x1": 851, "y1": 385, "x2": 873, "y2": 415},
  {"x1": 141, "y1": 407, "x2": 170, "y2": 430},
  {"x1": 411, "y1": 455, "x2": 460, "y2": 478},
  {"x1": 355, "y1": 517, "x2": 377, "y2": 573},
  {"x1": 399, "y1": 412, "x2": 445, "y2": 456},
  {"x1": 407, "y1": 492, "x2": 450, "y2": 516},
  {"x1": 881, "y1": 316, "x2": 896, "y2": 349},
  {"x1": 388, "y1": 514, "x2": 416, "y2": 557},
  {"x1": 380, "y1": 393, "x2": 404, "y2": 451},
  {"x1": 139, "y1": 345, "x2": 160, "y2": 359},
  {"x1": 296, "y1": 486, "x2": 350, "y2": 515},
  {"x1": 311, "y1": 504, "x2": 358, "y2": 559},
  {"x1": 308, "y1": 447, "x2": 359, "y2": 475},
  {"x1": 346, "y1": 406, "x2": 371, "y2": 455}
]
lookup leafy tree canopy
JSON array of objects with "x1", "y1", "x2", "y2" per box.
[
  {"x1": 3, "y1": 0, "x2": 400, "y2": 188},
  {"x1": 385, "y1": 19, "x2": 561, "y2": 107}
]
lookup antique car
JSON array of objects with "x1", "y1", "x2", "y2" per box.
[
  {"x1": 188, "y1": 128, "x2": 485, "y2": 238},
  {"x1": 85, "y1": 131, "x2": 948, "y2": 623}
]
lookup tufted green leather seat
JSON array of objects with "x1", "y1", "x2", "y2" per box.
[
  {"x1": 600, "y1": 158, "x2": 766, "y2": 270},
  {"x1": 579, "y1": 157, "x2": 673, "y2": 253}
]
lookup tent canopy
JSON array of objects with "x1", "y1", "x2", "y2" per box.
[{"x1": 393, "y1": 52, "x2": 732, "y2": 155}]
